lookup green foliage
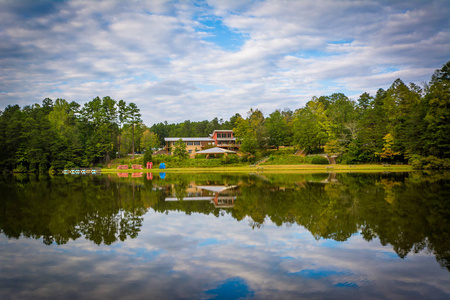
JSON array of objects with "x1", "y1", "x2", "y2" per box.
[
  {"x1": 64, "y1": 161, "x2": 76, "y2": 169},
  {"x1": 141, "y1": 129, "x2": 160, "y2": 150},
  {"x1": 234, "y1": 108, "x2": 268, "y2": 154},
  {"x1": 146, "y1": 153, "x2": 245, "y2": 168},
  {"x1": 143, "y1": 148, "x2": 153, "y2": 167},
  {"x1": 376, "y1": 133, "x2": 400, "y2": 161},
  {"x1": 0, "y1": 96, "x2": 145, "y2": 172},
  {"x1": 291, "y1": 101, "x2": 327, "y2": 153},
  {"x1": 262, "y1": 153, "x2": 306, "y2": 165},
  {"x1": 311, "y1": 156, "x2": 329, "y2": 165},
  {"x1": 173, "y1": 138, "x2": 189, "y2": 159},
  {"x1": 13, "y1": 165, "x2": 27, "y2": 173},
  {"x1": 266, "y1": 109, "x2": 290, "y2": 149},
  {"x1": 410, "y1": 155, "x2": 450, "y2": 170}
]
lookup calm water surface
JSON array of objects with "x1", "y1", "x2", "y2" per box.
[{"x1": 0, "y1": 172, "x2": 449, "y2": 299}]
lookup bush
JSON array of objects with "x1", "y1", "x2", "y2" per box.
[
  {"x1": 13, "y1": 165, "x2": 27, "y2": 173},
  {"x1": 410, "y1": 155, "x2": 450, "y2": 170},
  {"x1": 239, "y1": 154, "x2": 249, "y2": 163},
  {"x1": 423, "y1": 156, "x2": 450, "y2": 170},
  {"x1": 337, "y1": 153, "x2": 359, "y2": 165},
  {"x1": 143, "y1": 148, "x2": 153, "y2": 167},
  {"x1": 38, "y1": 161, "x2": 48, "y2": 173},
  {"x1": 221, "y1": 155, "x2": 229, "y2": 165},
  {"x1": 311, "y1": 156, "x2": 329, "y2": 165},
  {"x1": 262, "y1": 154, "x2": 306, "y2": 165},
  {"x1": 409, "y1": 154, "x2": 423, "y2": 169},
  {"x1": 64, "y1": 161, "x2": 76, "y2": 170},
  {"x1": 227, "y1": 155, "x2": 239, "y2": 164}
]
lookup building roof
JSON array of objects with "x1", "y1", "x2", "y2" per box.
[
  {"x1": 194, "y1": 147, "x2": 236, "y2": 154},
  {"x1": 196, "y1": 185, "x2": 238, "y2": 193},
  {"x1": 165, "y1": 197, "x2": 212, "y2": 201},
  {"x1": 212, "y1": 130, "x2": 234, "y2": 135},
  {"x1": 164, "y1": 137, "x2": 214, "y2": 142}
]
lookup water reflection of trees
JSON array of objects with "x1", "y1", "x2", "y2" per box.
[
  {"x1": 150, "y1": 172, "x2": 449, "y2": 270},
  {"x1": 0, "y1": 175, "x2": 156, "y2": 245},
  {"x1": 0, "y1": 172, "x2": 448, "y2": 271},
  {"x1": 229, "y1": 172, "x2": 449, "y2": 271}
]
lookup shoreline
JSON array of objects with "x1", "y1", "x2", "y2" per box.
[{"x1": 99, "y1": 164, "x2": 413, "y2": 173}]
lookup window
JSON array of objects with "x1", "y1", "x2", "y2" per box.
[
  {"x1": 194, "y1": 141, "x2": 200, "y2": 145},
  {"x1": 187, "y1": 141, "x2": 193, "y2": 145},
  {"x1": 228, "y1": 133, "x2": 232, "y2": 138},
  {"x1": 188, "y1": 150, "x2": 192, "y2": 153},
  {"x1": 217, "y1": 133, "x2": 221, "y2": 138}
]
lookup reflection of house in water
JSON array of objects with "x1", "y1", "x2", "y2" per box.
[
  {"x1": 293, "y1": 173, "x2": 339, "y2": 188},
  {"x1": 165, "y1": 184, "x2": 239, "y2": 208},
  {"x1": 305, "y1": 172, "x2": 339, "y2": 184},
  {"x1": 320, "y1": 172, "x2": 338, "y2": 183}
]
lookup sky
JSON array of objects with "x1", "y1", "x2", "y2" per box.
[{"x1": 0, "y1": 0, "x2": 449, "y2": 126}]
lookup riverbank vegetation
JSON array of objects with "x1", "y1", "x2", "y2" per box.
[
  {"x1": 0, "y1": 61, "x2": 449, "y2": 173},
  {"x1": 103, "y1": 152, "x2": 412, "y2": 173}
]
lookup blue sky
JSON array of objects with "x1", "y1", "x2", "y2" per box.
[{"x1": 0, "y1": 0, "x2": 449, "y2": 125}]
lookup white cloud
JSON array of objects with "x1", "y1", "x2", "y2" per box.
[{"x1": 0, "y1": 0, "x2": 448, "y2": 125}]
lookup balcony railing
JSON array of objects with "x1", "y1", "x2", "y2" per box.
[{"x1": 216, "y1": 143, "x2": 240, "y2": 147}]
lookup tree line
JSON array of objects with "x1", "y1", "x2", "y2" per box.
[
  {"x1": 155, "y1": 61, "x2": 450, "y2": 164},
  {"x1": 0, "y1": 96, "x2": 145, "y2": 172},
  {"x1": 0, "y1": 61, "x2": 448, "y2": 172}
]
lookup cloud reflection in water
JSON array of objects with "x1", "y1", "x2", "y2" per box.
[
  {"x1": 1, "y1": 209, "x2": 449, "y2": 300},
  {"x1": 1, "y1": 172, "x2": 450, "y2": 299}
]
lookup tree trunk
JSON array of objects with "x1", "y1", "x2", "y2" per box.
[
  {"x1": 132, "y1": 124, "x2": 135, "y2": 159},
  {"x1": 117, "y1": 134, "x2": 121, "y2": 159}
]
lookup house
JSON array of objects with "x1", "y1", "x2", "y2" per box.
[
  {"x1": 164, "y1": 137, "x2": 215, "y2": 155},
  {"x1": 164, "y1": 182, "x2": 238, "y2": 208},
  {"x1": 210, "y1": 130, "x2": 238, "y2": 151},
  {"x1": 164, "y1": 129, "x2": 239, "y2": 155}
]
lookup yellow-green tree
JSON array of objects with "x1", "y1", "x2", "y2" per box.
[
  {"x1": 376, "y1": 133, "x2": 400, "y2": 161},
  {"x1": 140, "y1": 129, "x2": 160, "y2": 151},
  {"x1": 173, "y1": 138, "x2": 189, "y2": 159}
]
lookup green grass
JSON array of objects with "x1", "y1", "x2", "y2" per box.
[
  {"x1": 101, "y1": 163, "x2": 413, "y2": 174},
  {"x1": 263, "y1": 155, "x2": 307, "y2": 165},
  {"x1": 103, "y1": 152, "x2": 413, "y2": 173}
]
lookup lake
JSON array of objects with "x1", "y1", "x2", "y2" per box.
[{"x1": 0, "y1": 172, "x2": 449, "y2": 299}]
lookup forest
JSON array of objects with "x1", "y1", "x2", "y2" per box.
[{"x1": 0, "y1": 61, "x2": 449, "y2": 172}]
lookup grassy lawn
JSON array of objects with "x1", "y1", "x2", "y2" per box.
[
  {"x1": 101, "y1": 163, "x2": 413, "y2": 173},
  {"x1": 102, "y1": 151, "x2": 413, "y2": 173}
]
